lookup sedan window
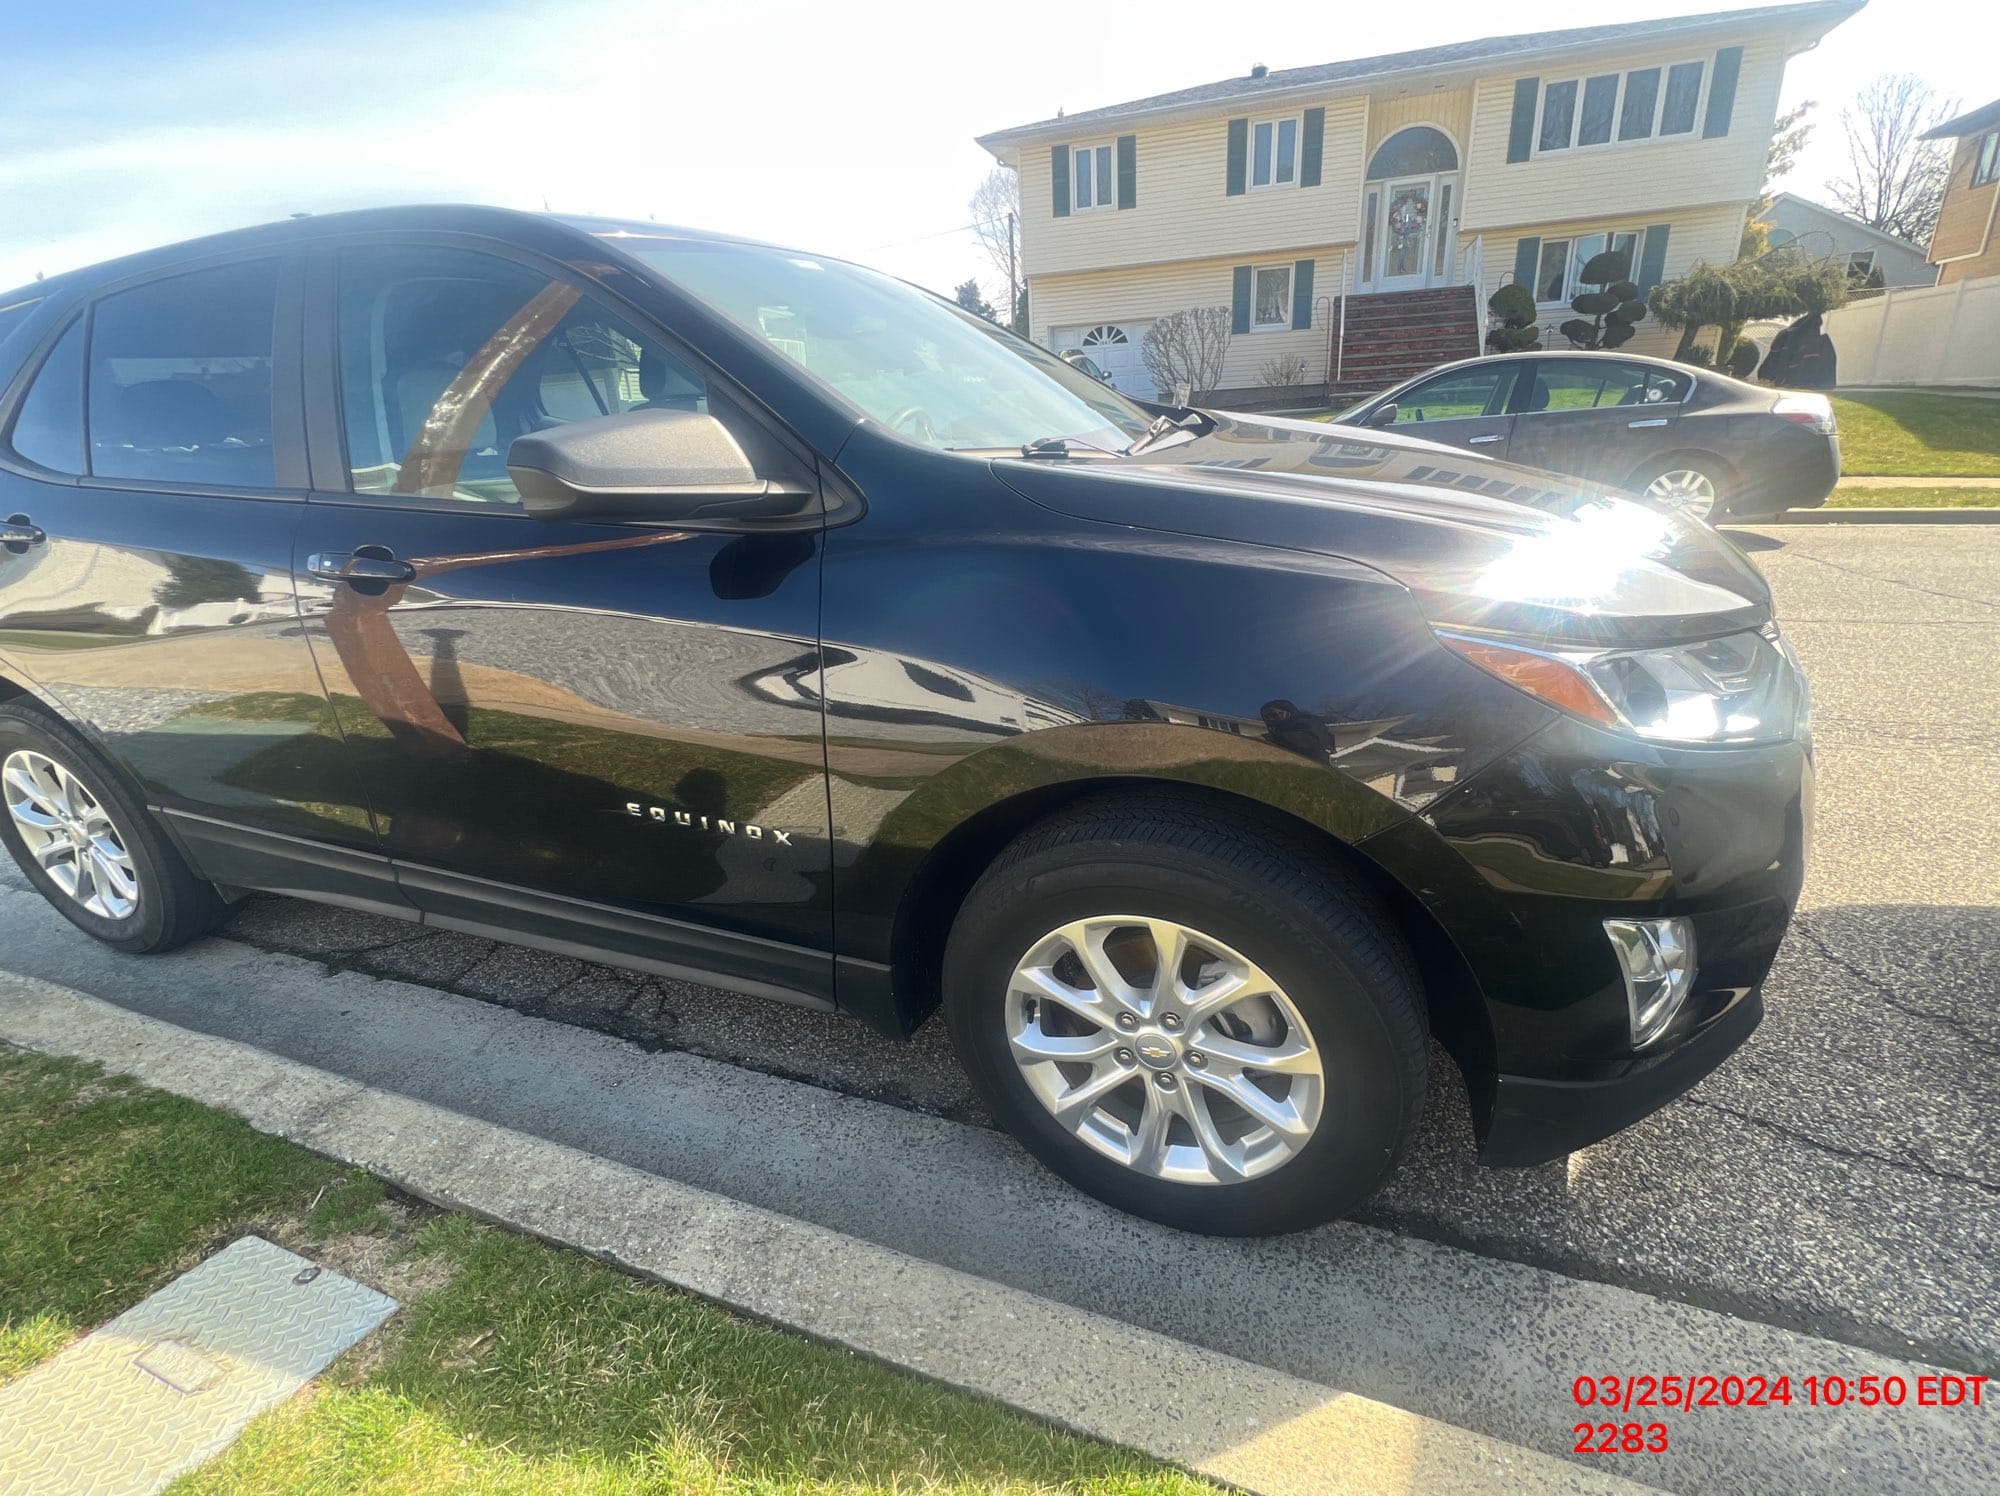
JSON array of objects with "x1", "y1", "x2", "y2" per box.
[
  {"x1": 1526, "y1": 359, "x2": 1651, "y2": 412},
  {"x1": 1389, "y1": 365, "x2": 1518, "y2": 423}
]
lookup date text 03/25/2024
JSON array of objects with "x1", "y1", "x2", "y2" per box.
[{"x1": 1570, "y1": 1374, "x2": 1990, "y2": 1454}]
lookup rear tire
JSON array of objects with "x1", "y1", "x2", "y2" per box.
[
  {"x1": 0, "y1": 701, "x2": 227, "y2": 953},
  {"x1": 943, "y1": 797, "x2": 1427, "y2": 1235}
]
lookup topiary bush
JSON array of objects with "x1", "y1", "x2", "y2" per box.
[
  {"x1": 1726, "y1": 339, "x2": 1760, "y2": 379},
  {"x1": 1486, "y1": 282, "x2": 1541, "y2": 353},
  {"x1": 1563, "y1": 250, "x2": 1647, "y2": 349}
]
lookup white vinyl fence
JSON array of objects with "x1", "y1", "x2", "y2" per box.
[{"x1": 1822, "y1": 274, "x2": 2000, "y2": 388}]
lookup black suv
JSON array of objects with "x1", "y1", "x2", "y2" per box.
[{"x1": 0, "y1": 208, "x2": 1811, "y2": 1235}]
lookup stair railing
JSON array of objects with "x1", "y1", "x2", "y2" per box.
[
  {"x1": 1464, "y1": 235, "x2": 1486, "y2": 346},
  {"x1": 1336, "y1": 247, "x2": 1351, "y2": 389}
]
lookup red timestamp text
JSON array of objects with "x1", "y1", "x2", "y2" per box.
[{"x1": 1573, "y1": 1373, "x2": 1989, "y2": 1414}]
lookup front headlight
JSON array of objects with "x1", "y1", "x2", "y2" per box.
[{"x1": 1439, "y1": 621, "x2": 1806, "y2": 747}]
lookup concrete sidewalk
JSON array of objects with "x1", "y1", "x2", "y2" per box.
[
  {"x1": 0, "y1": 911, "x2": 1993, "y2": 1494},
  {"x1": 0, "y1": 973, "x2": 1637, "y2": 1496}
]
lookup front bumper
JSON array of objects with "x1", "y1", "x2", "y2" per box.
[
  {"x1": 1357, "y1": 712, "x2": 1811, "y2": 1162},
  {"x1": 1481, "y1": 985, "x2": 1762, "y2": 1165}
]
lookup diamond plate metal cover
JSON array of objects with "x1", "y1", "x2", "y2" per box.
[{"x1": 0, "y1": 1234, "x2": 398, "y2": 1496}]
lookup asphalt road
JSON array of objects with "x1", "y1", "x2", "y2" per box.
[{"x1": 4, "y1": 525, "x2": 1996, "y2": 1391}]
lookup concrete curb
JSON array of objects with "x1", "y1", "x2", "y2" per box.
[
  {"x1": 0, "y1": 974, "x2": 1650, "y2": 1496},
  {"x1": 1729, "y1": 508, "x2": 2000, "y2": 525}
]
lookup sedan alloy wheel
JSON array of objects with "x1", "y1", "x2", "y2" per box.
[{"x1": 1644, "y1": 468, "x2": 1721, "y2": 521}]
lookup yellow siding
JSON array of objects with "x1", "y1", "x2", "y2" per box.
[
  {"x1": 1930, "y1": 133, "x2": 1998, "y2": 267},
  {"x1": 1364, "y1": 88, "x2": 1474, "y2": 164},
  {"x1": 1459, "y1": 35, "x2": 1784, "y2": 232},
  {"x1": 1030, "y1": 248, "x2": 1353, "y2": 392},
  {"x1": 1019, "y1": 99, "x2": 1367, "y2": 276},
  {"x1": 1469, "y1": 203, "x2": 1746, "y2": 357}
]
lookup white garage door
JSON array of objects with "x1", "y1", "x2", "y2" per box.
[{"x1": 1052, "y1": 323, "x2": 1154, "y2": 397}]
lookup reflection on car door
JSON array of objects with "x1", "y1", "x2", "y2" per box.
[
  {"x1": 0, "y1": 253, "x2": 397, "y2": 903},
  {"x1": 292, "y1": 239, "x2": 834, "y2": 994},
  {"x1": 1377, "y1": 363, "x2": 1521, "y2": 455},
  {"x1": 1506, "y1": 359, "x2": 1685, "y2": 486}
]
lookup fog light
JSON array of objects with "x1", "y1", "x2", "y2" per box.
[{"x1": 1605, "y1": 917, "x2": 1696, "y2": 1048}]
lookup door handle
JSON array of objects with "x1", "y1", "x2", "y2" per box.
[
  {"x1": 1468, "y1": 434, "x2": 1503, "y2": 445},
  {"x1": 1, "y1": 514, "x2": 46, "y2": 549},
  {"x1": 306, "y1": 550, "x2": 417, "y2": 586},
  {"x1": 1628, "y1": 418, "x2": 1670, "y2": 429}
]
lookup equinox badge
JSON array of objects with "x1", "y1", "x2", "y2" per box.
[{"x1": 625, "y1": 803, "x2": 794, "y2": 845}]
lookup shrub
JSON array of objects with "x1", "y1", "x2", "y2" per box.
[
  {"x1": 1485, "y1": 282, "x2": 1541, "y2": 353},
  {"x1": 1257, "y1": 354, "x2": 1310, "y2": 389},
  {"x1": 1726, "y1": 340, "x2": 1761, "y2": 379},
  {"x1": 1562, "y1": 251, "x2": 1647, "y2": 349},
  {"x1": 1142, "y1": 308, "x2": 1232, "y2": 399}
]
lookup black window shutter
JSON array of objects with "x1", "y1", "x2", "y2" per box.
[
  {"x1": 1051, "y1": 145, "x2": 1070, "y2": 218},
  {"x1": 1507, "y1": 79, "x2": 1539, "y2": 163},
  {"x1": 1291, "y1": 260, "x2": 1315, "y2": 329},
  {"x1": 1703, "y1": 47, "x2": 1742, "y2": 138},
  {"x1": 1636, "y1": 223, "x2": 1672, "y2": 294},
  {"x1": 1300, "y1": 107, "x2": 1325, "y2": 187},
  {"x1": 1116, "y1": 135, "x2": 1137, "y2": 209},
  {"x1": 1231, "y1": 266, "x2": 1252, "y2": 334},
  {"x1": 1513, "y1": 236, "x2": 1541, "y2": 294},
  {"x1": 1226, "y1": 119, "x2": 1249, "y2": 196}
]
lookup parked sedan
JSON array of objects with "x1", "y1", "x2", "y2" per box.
[{"x1": 1330, "y1": 350, "x2": 1840, "y2": 521}]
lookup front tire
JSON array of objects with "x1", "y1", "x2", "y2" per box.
[
  {"x1": 0, "y1": 701, "x2": 227, "y2": 953},
  {"x1": 1635, "y1": 457, "x2": 1730, "y2": 522},
  {"x1": 944, "y1": 798, "x2": 1427, "y2": 1235}
]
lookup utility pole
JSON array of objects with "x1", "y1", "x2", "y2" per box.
[{"x1": 1007, "y1": 211, "x2": 1018, "y2": 334}]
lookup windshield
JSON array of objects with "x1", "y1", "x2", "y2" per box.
[{"x1": 609, "y1": 234, "x2": 1154, "y2": 452}]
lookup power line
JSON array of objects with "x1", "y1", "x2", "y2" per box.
[{"x1": 865, "y1": 216, "x2": 1008, "y2": 251}]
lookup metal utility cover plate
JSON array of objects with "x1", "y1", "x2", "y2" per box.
[{"x1": 0, "y1": 1234, "x2": 397, "y2": 1496}]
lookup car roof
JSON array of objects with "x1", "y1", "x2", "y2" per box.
[{"x1": 0, "y1": 205, "x2": 783, "y2": 306}]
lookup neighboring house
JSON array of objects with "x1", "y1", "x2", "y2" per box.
[
  {"x1": 975, "y1": 0, "x2": 1864, "y2": 402},
  {"x1": 1761, "y1": 191, "x2": 1935, "y2": 286},
  {"x1": 1922, "y1": 98, "x2": 2000, "y2": 285}
]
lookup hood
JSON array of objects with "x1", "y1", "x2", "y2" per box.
[{"x1": 995, "y1": 410, "x2": 1772, "y2": 650}]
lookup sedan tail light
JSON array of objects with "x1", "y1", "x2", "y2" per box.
[{"x1": 1772, "y1": 393, "x2": 1836, "y2": 435}]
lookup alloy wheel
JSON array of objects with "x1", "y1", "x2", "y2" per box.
[
  {"x1": 2, "y1": 749, "x2": 140, "y2": 919},
  {"x1": 1003, "y1": 916, "x2": 1325, "y2": 1184},
  {"x1": 1644, "y1": 468, "x2": 1720, "y2": 521}
]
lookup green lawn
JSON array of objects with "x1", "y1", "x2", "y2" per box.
[
  {"x1": 1826, "y1": 486, "x2": 2000, "y2": 509},
  {"x1": 1831, "y1": 393, "x2": 2000, "y2": 477},
  {"x1": 2, "y1": 1049, "x2": 1208, "y2": 1496}
]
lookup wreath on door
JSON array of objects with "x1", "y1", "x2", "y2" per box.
[{"x1": 1389, "y1": 194, "x2": 1428, "y2": 238}]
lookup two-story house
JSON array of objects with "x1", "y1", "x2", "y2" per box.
[
  {"x1": 1922, "y1": 99, "x2": 2000, "y2": 286},
  {"x1": 975, "y1": 0, "x2": 1863, "y2": 402}
]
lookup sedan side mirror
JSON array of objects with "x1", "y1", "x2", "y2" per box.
[
  {"x1": 507, "y1": 409, "x2": 814, "y2": 527},
  {"x1": 1366, "y1": 402, "x2": 1399, "y2": 428}
]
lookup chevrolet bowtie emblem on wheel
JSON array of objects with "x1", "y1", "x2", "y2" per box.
[{"x1": 625, "y1": 803, "x2": 793, "y2": 845}]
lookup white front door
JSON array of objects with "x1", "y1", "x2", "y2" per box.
[{"x1": 1368, "y1": 173, "x2": 1460, "y2": 293}]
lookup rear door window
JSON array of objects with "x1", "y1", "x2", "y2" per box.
[
  {"x1": 86, "y1": 261, "x2": 279, "y2": 487},
  {"x1": 8, "y1": 318, "x2": 86, "y2": 474},
  {"x1": 1526, "y1": 359, "x2": 1651, "y2": 411}
]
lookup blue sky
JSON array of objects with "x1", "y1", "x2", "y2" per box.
[{"x1": 1, "y1": 0, "x2": 1985, "y2": 299}]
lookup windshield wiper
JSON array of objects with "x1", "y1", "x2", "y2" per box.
[
  {"x1": 1122, "y1": 410, "x2": 1208, "y2": 457},
  {"x1": 1019, "y1": 434, "x2": 1121, "y2": 459}
]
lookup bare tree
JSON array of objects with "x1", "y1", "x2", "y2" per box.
[
  {"x1": 1141, "y1": 308, "x2": 1232, "y2": 399},
  {"x1": 1828, "y1": 74, "x2": 1954, "y2": 246},
  {"x1": 968, "y1": 168, "x2": 1022, "y2": 331}
]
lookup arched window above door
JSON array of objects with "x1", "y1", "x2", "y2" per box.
[{"x1": 1366, "y1": 126, "x2": 1458, "y2": 179}]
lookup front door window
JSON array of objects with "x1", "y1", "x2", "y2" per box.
[{"x1": 1383, "y1": 181, "x2": 1432, "y2": 282}]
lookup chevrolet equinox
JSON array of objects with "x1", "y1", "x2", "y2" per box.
[{"x1": 0, "y1": 208, "x2": 1811, "y2": 1235}]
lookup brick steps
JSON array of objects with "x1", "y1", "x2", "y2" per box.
[{"x1": 1321, "y1": 286, "x2": 1479, "y2": 401}]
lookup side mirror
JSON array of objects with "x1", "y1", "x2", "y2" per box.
[
  {"x1": 507, "y1": 409, "x2": 812, "y2": 526},
  {"x1": 1366, "y1": 402, "x2": 1399, "y2": 428}
]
